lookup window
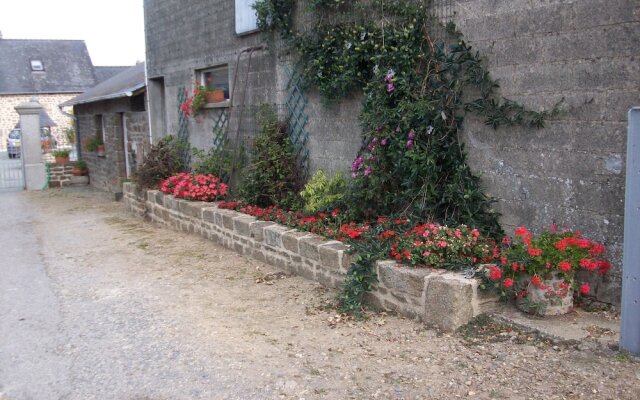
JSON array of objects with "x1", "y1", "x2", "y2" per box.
[
  {"x1": 95, "y1": 115, "x2": 105, "y2": 143},
  {"x1": 30, "y1": 60, "x2": 44, "y2": 71},
  {"x1": 235, "y1": 0, "x2": 259, "y2": 35},
  {"x1": 200, "y1": 65, "x2": 230, "y2": 101}
]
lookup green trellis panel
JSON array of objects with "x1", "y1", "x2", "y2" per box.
[
  {"x1": 209, "y1": 108, "x2": 229, "y2": 149},
  {"x1": 284, "y1": 65, "x2": 309, "y2": 177},
  {"x1": 177, "y1": 86, "x2": 191, "y2": 167}
]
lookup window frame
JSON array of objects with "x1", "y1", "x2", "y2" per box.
[
  {"x1": 198, "y1": 65, "x2": 231, "y2": 103},
  {"x1": 30, "y1": 59, "x2": 44, "y2": 71}
]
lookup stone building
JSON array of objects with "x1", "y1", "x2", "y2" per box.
[
  {"x1": 0, "y1": 38, "x2": 129, "y2": 150},
  {"x1": 142, "y1": 0, "x2": 639, "y2": 304},
  {"x1": 62, "y1": 63, "x2": 149, "y2": 194}
]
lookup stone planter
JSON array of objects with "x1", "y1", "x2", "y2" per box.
[{"x1": 517, "y1": 272, "x2": 574, "y2": 316}]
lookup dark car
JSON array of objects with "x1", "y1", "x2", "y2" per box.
[{"x1": 6, "y1": 128, "x2": 56, "y2": 158}]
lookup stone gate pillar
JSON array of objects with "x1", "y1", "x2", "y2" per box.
[{"x1": 15, "y1": 98, "x2": 46, "y2": 190}]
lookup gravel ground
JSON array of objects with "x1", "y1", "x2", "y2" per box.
[{"x1": 1, "y1": 188, "x2": 639, "y2": 400}]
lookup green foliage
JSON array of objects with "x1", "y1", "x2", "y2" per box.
[
  {"x1": 191, "y1": 134, "x2": 245, "y2": 185},
  {"x1": 85, "y1": 135, "x2": 103, "y2": 152},
  {"x1": 239, "y1": 104, "x2": 304, "y2": 209},
  {"x1": 253, "y1": 0, "x2": 295, "y2": 39},
  {"x1": 52, "y1": 149, "x2": 71, "y2": 158},
  {"x1": 73, "y1": 160, "x2": 88, "y2": 170},
  {"x1": 256, "y1": 0, "x2": 561, "y2": 314},
  {"x1": 300, "y1": 169, "x2": 346, "y2": 213},
  {"x1": 135, "y1": 135, "x2": 187, "y2": 189},
  {"x1": 64, "y1": 126, "x2": 75, "y2": 144}
]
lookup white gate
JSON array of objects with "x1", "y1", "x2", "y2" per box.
[{"x1": 0, "y1": 150, "x2": 25, "y2": 191}]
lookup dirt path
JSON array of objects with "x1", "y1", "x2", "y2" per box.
[{"x1": 1, "y1": 188, "x2": 638, "y2": 400}]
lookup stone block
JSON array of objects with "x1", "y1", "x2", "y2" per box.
[
  {"x1": 222, "y1": 212, "x2": 235, "y2": 230},
  {"x1": 318, "y1": 241, "x2": 347, "y2": 272},
  {"x1": 250, "y1": 221, "x2": 275, "y2": 242},
  {"x1": 155, "y1": 191, "x2": 165, "y2": 206},
  {"x1": 263, "y1": 225, "x2": 291, "y2": 248},
  {"x1": 422, "y1": 272, "x2": 494, "y2": 331},
  {"x1": 233, "y1": 215, "x2": 256, "y2": 237},
  {"x1": 282, "y1": 231, "x2": 310, "y2": 253},
  {"x1": 202, "y1": 207, "x2": 217, "y2": 223},
  {"x1": 179, "y1": 200, "x2": 208, "y2": 218},
  {"x1": 299, "y1": 234, "x2": 324, "y2": 262},
  {"x1": 376, "y1": 261, "x2": 432, "y2": 300}
]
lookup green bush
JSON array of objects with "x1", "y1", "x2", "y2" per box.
[
  {"x1": 191, "y1": 134, "x2": 245, "y2": 185},
  {"x1": 300, "y1": 169, "x2": 346, "y2": 213},
  {"x1": 85, "y1": 135, "x2": 103, "y2": 152},
  {"x1": 239, "y1": 104, "x2": 303, "y2": 209},
  {"x1": 52, "y1": 149, "x2": 70, "y2": 158},
  {"x1": 135, "y1": 135, "x2": 186, "y2": 189}
]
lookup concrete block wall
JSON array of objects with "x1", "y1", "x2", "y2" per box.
[
  {"x1": 143, "y1": 0, "x2": 636, "y2": 304},
  {"x1": 452, "y1": 0, "x2": 640, "y2": 304},
  {"x1": 123, "y1": 182, "x2": 497, "y2": 330}
]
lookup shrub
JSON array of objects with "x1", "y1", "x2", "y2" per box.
[
  {"x1": 52, "y1": 149, "x2": 71, "y2": 158},
  {"x1": 191, "y1": 138, "x2": 245, "y2": 185},
  {"x1": 85, "y1": 135, "x2": 103, "y2": 152},
  {"x1": 481, "y1": 226, "x2": 610, "y2": 299},
  {"x1": 238, "y1": 104, "x2": 303, "y2": 208},
  {"x1": 300, "y1": 170, "x2": 346, "y2": 213},
  {"x1": 159, "y1": 173, "x2": 228, "y2": 202},
  {"x1": 73, "y1": 160, "x2": 88, "y2": 170},
  {"x1": 135, "y1": 136, "x2": 186, "y2": 189}
]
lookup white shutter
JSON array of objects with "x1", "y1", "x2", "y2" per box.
[{"x1": 235, "y1": 0, "x2": 259, "y2": 35}]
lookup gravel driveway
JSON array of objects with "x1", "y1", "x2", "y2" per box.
[{"x1": 1, "y1": 188, "x2": 638, "y2": 400}]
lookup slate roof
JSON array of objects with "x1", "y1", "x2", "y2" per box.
[
  {"x1": 0, "y1": 39, "x2": 97, "y2": 94},
  {"x1": 61, "y1": 63, "x2": 146, "y2": 107},
  {"x1": 94, "y1": 66, "x2": 131, "y2": 84}
]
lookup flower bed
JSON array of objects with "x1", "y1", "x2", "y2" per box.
[{"x1": 123, "y1": 183, "x2": 498, "y2": 330}]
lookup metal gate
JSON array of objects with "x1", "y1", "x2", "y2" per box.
[{"x1": 0, "y1": 150, "x2": 25, "y2": 190}]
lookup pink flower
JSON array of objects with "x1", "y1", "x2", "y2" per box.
[
  {"x1": 386, "y1": 83, "x2": 395, "y2": 93},
  {"x1": 503, "y1": 278, "x2": 514, "y2": 288},
  {"x1": 579, "y1": 283, "x2": 590, "y2": 295},
  {"x1": 488, "y1": 266, "x2": 502, "y2": 281},
  {"x1": 558, "y1": 261, "x2": 572, "y2": 272},
  {"x1": 531, "y1": 275, "x2": 541, "y2": 287}
]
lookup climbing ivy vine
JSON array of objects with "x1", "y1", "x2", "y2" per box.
[{"x1": 253, "y1": 0, "x2": 561, "y2": 314}]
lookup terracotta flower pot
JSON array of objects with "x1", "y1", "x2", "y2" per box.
[
  {"x1": 205, "y1": 89, "x2": 225, "y2": 103},
  {"x1": 97, "y1": 144, "x2": 106, "y2": 157},
  {"x1": 72, "y1": 167, "x2": 87, "y2": 176},
  {"x1": 517, "y1": 272, "x2": 574, "y2": 316},
  {"x1": 55, "y1": 156, "x2": 70, "y2": 165}
]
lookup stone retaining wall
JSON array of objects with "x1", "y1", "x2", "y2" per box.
[{"x1": 123, "y1": 183, "x2": 497, "y2": 330}]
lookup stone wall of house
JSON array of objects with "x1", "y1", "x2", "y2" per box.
[
  {"x1": 74, "y1": 97, "x2": 149, "y2": 194},
  {"x1": 123, "y1": 182, "x2": 496, "y2": 331},
  {"x1": 0, "y1": 93, "x2": 76, "y2": 151},
  {"x1": 449, "y1": 0, "x2": 639, "y2": 304},
  {"x1": 143, "y1": 0, "x2": 638, "y2": 304}
]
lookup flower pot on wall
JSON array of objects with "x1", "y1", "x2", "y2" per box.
[
  {"x1": 72, "y1": 167, "x2": 87, "y2": 176},
  {"x1": 205, "y1": 89, "x2": 225, "y2": 103},
  {"x1": 97, "y1": 144, "x2": 106, "y2": 157},
  {"x1": 516, "y1": 272, "x2": 574, "y2": 316},
  {"x1": 55, "y1": 156, "x2": 70, "y2": 165}
]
